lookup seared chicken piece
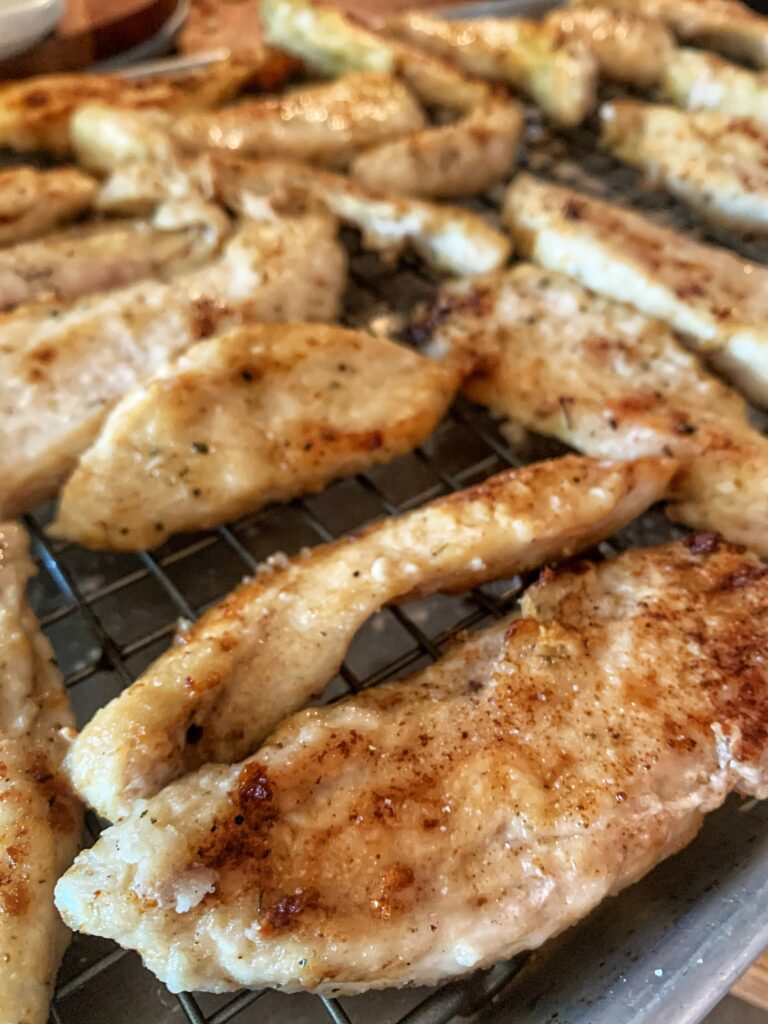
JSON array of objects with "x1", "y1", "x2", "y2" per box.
[
  {"x1": 70, "y1": 104, "x2": 176, "y2": 175},
  {"x1": 545, "y1": 6, "x2": 674, "y2": 87},
  {"x1": 0, "y1": 523, "x2": 81, "y2": 1024},
  {"x1": 600, "y1": 99, "x2": 768, "y2": 235},
  {"x1": 0, "y1": 166, "x2": 96, "y2": 248},
  {"x1": 385, "y1": 11, "x2": 597, "y2": 126},
  {"x1": 56, "y1": 537, "x2": 768, "y2": 993},
  {"x1": 571, "y1": 0, "x2": 768, "y2": 68},
  {"x1": 423, "y1": 264, "x2": 768, "y2": 552},
  {"x1": 261, "y1": 0, "x2": 491, "y2": 113},
  {"x1": 216, "y1": 157, "x2": 511, "y2": 275},
  {"x1": 662, "y1": 48, "x2": 768, "y2": 125},
  {"x1": 50, "y1": 323, "x2": 463, "y2": 550},
  {"x1": 172, "y1": 72, "x2": 425, "y2": 167},
  {"x1": 0, "y1": 61, "x2": 256, "y2": 156},
  {"x1": 64, "y1": 455, "x2": 673, "y2": 821},
  {"x1": 350, "y1": 96, "x2": 523, "y2": 199},
  {"x1": 0, "y1": 217, "x2": 223, "y2": 312},
  {"x1": 0, "y1": 209, "x2": 345, "y2": 519},
  {"x1": 504, "y1": 174, "x2": 768, "y2": 406}
]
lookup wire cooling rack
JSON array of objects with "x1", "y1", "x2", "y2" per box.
[{"x1": 15, "y1": 68, "x2": 768, "y2": 1024}]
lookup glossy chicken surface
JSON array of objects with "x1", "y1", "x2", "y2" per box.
[
  {"x1": 56, "y1": 537, "x2": 768, "y2": 993},
  {"x1": 0, "y1": 166, "x2": 96, "y2": 247},
  {"x1": 64, "y1": 455, "x2": 673, "y2": 821},
  {"x1": 385, "y1": 12, "x2": 597, "y2": 126},
  {"x1": 504, "y1": 174, "x2": 768, "y2": 406},
  {"x1": 601, "y1": 99, "x2": 768, "y2": 235},
  {"x1": 215, "y1": 156, "x2": 511, "y2": 275},
  {"x1": 349, "y1": 96, "x2": 523, "y2": 199},
  {"x1": 545, "y1": 5, "x2": 673, "y2": 86},
  {"x1": 172, "y1": 72, "x2": 425, "y2": 167},
  {"x1": 0, "y1": 524, "x2": 81, "y2": 1024},
  {"x1": 0, "y1": 209, "x2": 346, "y2": 519},
  {"x1": 0, "y1": 61, "x2": 255, "y2": 155},
  {"x1": 573, "y1": 0, "x2": 768, "y2": 67},
  {"x1": 662, "y1": 48, "x2": 768, "y2": 124},
  {"x1": 422, "y1": 264, "x2": 768, "y2": 552},
  {"x1": 50, "y1": 323, "x2": 463, "y2": 550}
]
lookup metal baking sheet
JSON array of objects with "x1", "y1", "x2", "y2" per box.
[{"x1": 7, "y1": 12, "x2": 765, "y2": 1024}]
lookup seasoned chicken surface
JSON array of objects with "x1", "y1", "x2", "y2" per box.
[
  {"x1": 422, "y1": 264, "x2": 768, "y2": 552},
  {"x1": 572, "y1": 0, "x2": 768, "y2": 67},
  {"x1": 662, "y1": 48, "x2": 768, "y2": 124},
  {"x1": 0, "y1": 209, "x2": 345, "y2": 519},
  {"x1": 64, "y1": 455, "x2": 673, "y2": 821},
  {"x1": 349, "y1": 96, "x2": 523, "y2": 199},
  {"x1": 216, "y1": 157, "x2": 511, "y2": 275},
  {"x1": 504, "y1": 174, "x2": 768, "y2": 406},
  {"x1": 601, "y1": 99, "x2": 768, "y2": 235},
  {"x1": 0, "y1": 167, "x2": 96, "y2": 247},
  {"x1": 385, "y1": 12, "x2": 598, "y2": 126},
  {"x1": 0, "y1": 523, "x2": 81, "y2": 1024},
  {"x1": 172, "y1": 72, "x2": 425, "y2": 167},
  {"x1": 545, "y1": 6, "x2": 674, "y2": 87},
  {"x1": 0, "y1": 61, "x2": 255, "y2": 155},
  {"x1": 56, "y1": 537, "x2": 768, "y2": 993},
  {"x1": 0, "y1": 218, "x2": 222, "y2": 312},
  {"x1": 50, "y1": 323, "x2": 463, "y2": 550}
]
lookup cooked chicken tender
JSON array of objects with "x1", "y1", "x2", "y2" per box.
[
  {"x1": 572, "y1": 0, "x2": 768, "y2": 68},
  {"x1": 216, "y1": 157, "x2": 511, "y2": 275},
  {"x1": 172, "y1": 72, "x2": 425, "y2": 167},
  {"x1": 0, "y1": 166, "x2": 96, "y2": 247},
  {"x1": 350, "y1": 97, "x2": 523, "y2": 198},
  {"x1": 504, "y1": 174, "x2": 768, "y2": 406},
  {"x1": 0, "y1": 209, "x2": 345, "y2": 519},
  {"x1": 662, "y1": 48, "x2": 768, "y2": 124},
  {"x1": 422, "y1": 264, "x2": 768, "y2": 552},
  {"x1": 56, "y1": 538, "x2": 768, "y2": 993},
  {"x1": 64, "y1": 455, "x2": 672, "y2": 821},
  {"x1": 545, "y1": 6, "x2": 674, "y2": 87},
  {"x1": 0, "y1": 523, "x2": 81, "y2": 1024},
  {"x1": 0, "y1": 61, "x2": 255, "y2": 155},
  {"x1": 0, "y1": 217, "x2": 222, "y2": 312},
  {"x1": 385, "y1": 12, "x2": 597, "y2": 126},
  {"x1": 600, "y1": 99, "x2": 768, "y2": 235},
  {"x1": 49, "y1": 323, "x2": 463, "y2": 550}
]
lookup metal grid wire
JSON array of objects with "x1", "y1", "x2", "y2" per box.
[{"x1": 20, "y1": 104, "x2": 767, "y2": 1023}]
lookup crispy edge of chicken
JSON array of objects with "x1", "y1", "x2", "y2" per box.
[
  {"x1": 0, "y1": 207, "x2": 346, "y2": 520},
  {"x1": 349, "y1": 95, "x2": 523, "y2": 199},
  {"x1": 214, "y1": 156, "x2": 511, "y2": 275},
  {"x1": 48, "y1": 322, "x2": 464, "y2": 550},
  {"x1": 420, "y1": 263, "x2": 768, "y2": 553},
  {"x1": 502, "y1": 173, "x2": 768, "y2": 408},
  {"x1": 64, "y1": 454, "x2": 674, "y2": 822},
  {"x1": 55, "y1": 537, "x2": 768, "y2": 994},
  {"x1": 384, "y1": 11, "x2": 598, "y2": 127},
  {"x1": 600, "y1": 99, "x2": 768, "y2": 235},
  {"x1": 0, "y1": 166, "x2": 96, "y2": 248},
  {"x1": 662, "y1": 47, "x2": 768, "y2": 125},
  {"x1": 0, "y1": 523, "x2": 82, "y2": 1024},
  {"x1": 544, "y1": 6, "x2": 674, "y2": 87},
  {"x1": 570, "y1": 0, "x2": 768, "y2": 68},
  {"x1": 0, "y1": 59, "x2": 257, "y2": 156},
  {"x1": 171, "y1": 71, "x2": 425, "y2": 167}
]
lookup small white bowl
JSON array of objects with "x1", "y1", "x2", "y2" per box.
[{"x1": 0, "y1": 0, "x2": 65, "y2": 61}]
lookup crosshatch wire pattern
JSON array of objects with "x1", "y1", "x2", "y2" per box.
[{"x1": 17, "y1": 105, "x2": 768, "y2": 1024}]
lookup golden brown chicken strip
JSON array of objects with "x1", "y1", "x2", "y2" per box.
[
  {"x1": 0, "y1": 166, "x2": 96, "y2": 247},
  {"x1": 662, "y1": 47, "x2": 768, "y2": 124},
  {"x1": 0, "y1": 523, "x2": 81, "y2": 1024},
  {"x1": 49, "y1": 323, "x2": 463, "y2": 550},
  {"x1": 421, "y1": 263, "x2": 768, "y2": 553},
  {"x1": 56, "y1": 537, "x2": 768, "y2": 993},
  {"x1": 64, "y1": 455, "x2": 673, "y2": 821}
]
